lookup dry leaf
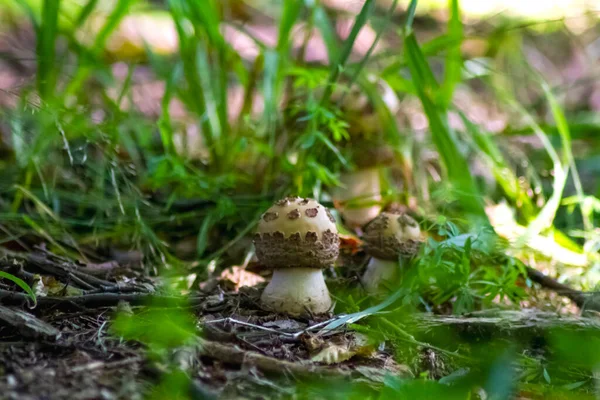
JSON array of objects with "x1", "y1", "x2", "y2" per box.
[
  {"x1": 33, "y1": 275, "x2": 83, "y2": 297},
  {"x1": 310, "y1": 333, "x2": 376, "y2": 364},
  {"x1": 219, "y1": 266, "x2": 265, "y2": 291},
  {"x1": 339, "y1": 234, "x2": 363, "y2": 255},
  {"x1": 311, "y1": 343, "x2": 355, "y2": 365}
]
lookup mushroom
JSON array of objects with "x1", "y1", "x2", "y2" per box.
[
  {"x1": 253, "y1": 197, "x2": 340, "y2": 316},
  {"x1": 332, "y1": 140, "x2": 394, "y2": 228},
  {"x1": 329, "y1": 77, "x2": 400, "y2": 229},
  {"x1": 361, "y1": 212, "x2": 422, "y2": 293}
]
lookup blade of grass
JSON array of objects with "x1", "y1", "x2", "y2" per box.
[
  {"x1": 317, "y1": 288, "x2": 406, "y2": 335},
  {"x1": 169, "y1": 0, "x2": 215, "y2": 166},
  {"x1": 439, "y1": 0, "x2": 463, "y2": 108},
  {"x1": 187, "y1": 0, "x2": 229, "y2": 154},
  {"x1": 405, "y1": 0, "x2": 419, "y2": 31},
  {"x1": 157, "y1": 62, "x2": 181, "y2": 155},
  {"x1": 64, "y1": 0, "x2": 135, "y2": 97},
  {"x1": 404, "y1": 30, "x2": 486, "y2": 219},
  {"x1": 338, "y1": 0, "x2": 399, "y2": 107},
  {"x1": 459, "y1": 112, "x2": 535, "y2": 219},
  {"x1": 493, "y1": 80, "x2": 568, "y2": 239},
  {"x1": 37, "y1": 0, "x2": 61, "y2": 100},
  {"x1": 260, "y1": 0, "x2": 303, "y2": 192},
  {"x1": 74, "y1": 0, "x2": 99, "y2": 29},
  {"x1": 196, "y1": 213, "x2": 214, "y2": 258},
  {"x1": 319, "y1": 0, "x2": 376, "y2": 107},
  {"x1": 313, "y1": 5, "x2": 340, "y2": 62},
  {"x1": 0, "y1": 271, "x2": 37, "y2": 307},
  {"x1": 541, "y1": 82, "x2": 589, "y2": 231}
]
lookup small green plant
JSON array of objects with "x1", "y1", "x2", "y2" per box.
[{"x1": 0, "y1": 271, "x2": 37, "y2": 306}]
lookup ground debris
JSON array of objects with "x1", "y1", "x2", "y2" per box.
[{"x1": 0, "y1": 305, "x2": 60, "y2": 340}]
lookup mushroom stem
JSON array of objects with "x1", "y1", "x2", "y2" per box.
[
  {"x1": 261, "y1": 268, "x2": 332, "y2": 316},
  {"x1": 361, "y1": 257, "x2": 398, "y2": 293},
  {"x1": 333, "y1": 168, "x2": 382, "y2": 228}
]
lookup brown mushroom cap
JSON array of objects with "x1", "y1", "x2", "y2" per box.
[
  {"x1": 362, "y1": 212, "x2": 422, "y2": 260},
  {"x1": 253, "y1": 197, "x2": 339, "y2": 269}
]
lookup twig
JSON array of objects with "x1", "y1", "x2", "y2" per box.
[
  {"x1": 69, "y1": 357, "x2": 142, "y2": 373},
  {"x1": 197, "y1": 339, "x2": 351, "y2": 378},
  {"x1": 0, "y1": 305, "x2": 61, "y2": 340},
  {"x1": 204, "y1": 317, "x2": 340, "y2": 339},
  {"x1": 526, "y1": 266, "x2": 600, "y2": 312},
  {"x1": 0, "y1": 290, "x2": 206, "y2": 309}
]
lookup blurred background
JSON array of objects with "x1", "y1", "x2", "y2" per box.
[{"x1": 2, "y1": 0, "x2": 600, "y2": 398}]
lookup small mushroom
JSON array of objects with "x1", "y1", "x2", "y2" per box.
[
  {"x1": 361, "y1": 212, "x2": 422, "y2": 293},
  {"x1": 332, "y1": 168, "x2": 382, "y2": 228},
  {"x1": 253, "y1": 197, "x2": 340, "y2": 316},
  {"x1": 331, "y1": 141, "x2": 394, "y2": 228}
]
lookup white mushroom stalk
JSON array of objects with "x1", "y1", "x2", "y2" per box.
[
  {"x1": 361, "y1": 212, "x2": 422, "y2": 293},
  {"x1": 253, "y1": 197, "x2": 340, "y2": 316},
  {"x1": 332, "y1": 168, "x2": 382, "y2": 228}
]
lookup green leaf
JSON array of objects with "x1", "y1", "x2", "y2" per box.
[
  {"x1": 439, "y1": 0, "x2": 463, "y2": 108},
  {"x1": 91, "y1": 0, "x2": 135, "y2": 53},
  {"x1": 313, "y1": 5, "x2": 340, "y2": 62},
  {"x1": 404, "y1": 31, "x2": 486, "y2": 220},
  {"x1": 459, "y1": 112, "x2": 535, "y2": 219},
  {"x1": 196, "y1": 214, "x2": 214, "y2": 258},
  {"x1": 404, "y1": 0, "x2": 419, "y2": 31},
  {"x1": 541, "y1": 82, "x2": 590, "y2": 231},
  {"x1": 37, "y1": 0, "x2": 61, "y2": 99},
  {"x1": 315, "y1": 131, "x2": 348, "y2": 167},
  {"x1": 318, "y1": 288, "x2": 406, "y2": 334},
  {"x1": 74, "y1": 0, "x2": 99, "y2": 29},
  {"x1": 319, "y1": 0, "x2": 376, "y2": 107},
  {"x1": 277, "y1": 0, "x2": 303, "y2": 55},
  {"x1": 0, "y1": 271, "x2": 37, "y2": 307}
]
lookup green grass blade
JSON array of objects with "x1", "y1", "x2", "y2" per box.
[
  {"x1": 318, "y1": 288, "x2": 406, "y2": 335},
  {"x1": 313, "y1": 5, "x2": 340, "y2": 62},
  {"x1": 439, "y1": 0, "x2": 463, "y2": 108},
  {"x1": 157, "y1": 63, "x2": 181, "y2": 155},
  {"x1": 64, "y1": 0, "x2": 134, "y2": 97},
  {"x1": 196, "y1": 214, "x2": 214, "y2": 258},
  {"x1": 0, "y1": 271, "x2": 37, "y2": 307},
  {"x1": 404, "y1": 31, "x2": 486, "y2": 219},
  {"x1": 196, "y1": 44, "x2": 223, "y2": 150},
  {"x1": 169, "y1": 0, "x2": 215, "y2": 164},
  {"x1": 261, "y1": 0, "x2": 302, "y2": 137},
  {"x1": 319, "y1": 0, "x2": 376, "y2": 107},
  {"x1": 186, "y1": 0, "x2": 229, "y2": 143},
  {"x1": 340, "y1": 0, "x2": 399, "y2": 106},
  {"x1": 518, "y1": 111, "x2": 566, "y2": 238},
  {"x1": 92, "y1": 0, "x2": 135, "y2": 51},
  {"x1": 37, "y1": 0, "x2": 61, "y2": 100},
  {"x1": 188, "y1": 0, "x2": 225, "y2": 49},
  {"x1": 74, "y1": 0, "x2": 99, "y2": 29},
  {"x1": 277, "y1": 0, "x2": 303, "y2": 55},
  {"x1": 541, "y1": 82, "x2": 590, "y2": 231},
  {"x1": 405, "y1": 0, "x2": 419, "y2": 31},
  {"x1": 459, "y1": 112, "x2": 535, "y2": 219}
]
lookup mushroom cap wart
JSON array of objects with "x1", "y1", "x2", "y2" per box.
[
  {"x1": 254, "y1": 197, "x2": 340, "y2": 269},
  {"x1": 362, "y1": 212, "x2": 422, "y2": 260}
]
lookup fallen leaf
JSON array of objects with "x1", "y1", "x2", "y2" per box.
[
  {"x1": 311, "y1": 343, "x2": 355, "y2": 365},
  {"x1": 219, "y1": 266, "x2": 265, "y2": 291},
  {"x1": 33, "y1": 275, "x2": 83, "y2": 297},
  {"x1": 339, "y1": 234, "x2": 363, "y2": 255},
  {"x1": 310, "y1": 332, "x2": 375, "y2": 364}
]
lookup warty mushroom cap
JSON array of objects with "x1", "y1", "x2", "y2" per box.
[
  {"x1": 253, "y1": 197, "x2": 339, "y2": 269},
  {"x1": 362, "y1": 212, "x2": 422, "y2": 260}
]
